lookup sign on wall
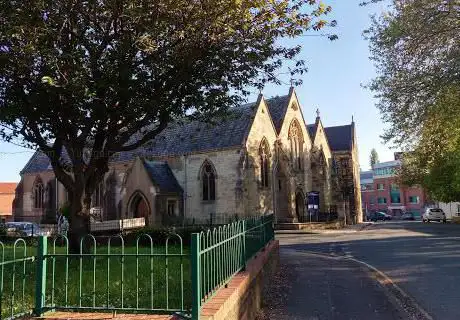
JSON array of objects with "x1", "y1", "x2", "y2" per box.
[{"x1": 306, "y1": 191, "x2": 320, "y2": 211}]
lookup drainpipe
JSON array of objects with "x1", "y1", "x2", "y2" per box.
[
  {"x1": 183, "y1": 154, "x2": 188, "y2": 226},
  {"x1": 272, "y1": 161, "x2": 278, "y2": 225},
  {"x1": 55, "y1": 177, "x2": 58, "y2": 217}
]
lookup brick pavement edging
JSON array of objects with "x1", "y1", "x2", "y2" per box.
[
  {"x1": 200, "y1": 240, "x2": 279, "y2": 320},
  {"x1": 33, "y1": 312, "x2": 180, "y2": 319}
]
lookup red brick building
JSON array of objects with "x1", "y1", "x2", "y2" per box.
[
  {"x1": 0, "y1": 182, "x2": 17, "y2": 223},
  {"x1": 361, "y1": 159, "x2": 427, "y2": 219}
]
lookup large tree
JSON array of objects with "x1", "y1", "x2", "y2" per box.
[
  {"x1": 369, "y1": 148, "x2": 379, "y2": 168},
  {"x1": 399, "y1": 86, "x2": 460, "y2": 202},
  {"x1": 0, "y1": 0, "x2": 335, "y2": 249},
  {"x1": 365, "y1": 0, "x2": 460, "y2": 200}
]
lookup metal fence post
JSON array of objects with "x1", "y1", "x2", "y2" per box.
[
  {"x1": 191, "y1": 233, "x2": 201, "y2": 320},
  {"x1": 35, "y1": 236, "x2": 48, "y2": 316},
  {"x1": 241, "y1": 220, "x2": 246, "y2": 267}
]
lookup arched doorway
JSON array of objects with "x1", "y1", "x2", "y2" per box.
[
  {"x1": 129, "y1": 192, "x2": 150, "y2": 225},
  {"x1": 274, "y1": 163, "x2": 290, "y2": 222},
  {"x1": 295, "y1": 191, "x2": 305, "y2": 221}
]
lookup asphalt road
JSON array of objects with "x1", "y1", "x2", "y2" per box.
[{"x1": 276, "y1": 221, "x2": 460, "y2": 320}]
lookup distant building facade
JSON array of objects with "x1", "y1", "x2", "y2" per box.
[
  {"x1": 0, "y1": 183, "x2": 16, "y2": 223},
  {"x1": 360, "y1": 157, "x2": 427, "y2": 218},
  {"x1": 437, "y1": 202, "x2": 460, "y2": 220},
  {"x1": 13, "y1": 88, "x2": 362, "y2": 225}
]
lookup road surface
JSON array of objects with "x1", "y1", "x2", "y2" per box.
[{"x1": 275, "y1": 221, "x2": 460, "y2": 320}]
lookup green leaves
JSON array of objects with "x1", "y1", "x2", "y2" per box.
[
  {"x1": 369, "y1": 148, "x2": 379, "y2": 168},
  {"x1": 367, "y1": 0, "x2": 460, "y2": 201},
  {"x1": 366, "y1": 0, "x2": 460, "y2": 147},
  {"x1": 399, "y1": 86, "x2": 460, "y2": 201},
  {"x1": 0, "y1": 0, "x2": 335, "y2": 211}
]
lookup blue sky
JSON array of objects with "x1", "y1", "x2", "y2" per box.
[{"x1": 0, "y1": 0, "x2": 392, "y2": 182}]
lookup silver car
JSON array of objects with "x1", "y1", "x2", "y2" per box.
[
  {"x1": 422, "y1": 208, "x2": 447, "y2": 223},
  {"x1": 4, "y1": 222, "x2": 43, "y2": 237}
]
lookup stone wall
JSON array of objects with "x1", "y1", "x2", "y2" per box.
[
  {"x1": 166, "y1": 149, "x2": 244, "y2": 223},
  {"x1": 272, "y1": 92, "x2": 313, "y2": 222},
  {"x1": 310, "y1": 119, "x2": 333, "y2": 210},
  {"x1": 276, "y1": 92, "x2": 313, "y2": 194},
  {"x1": 243, "y1": 98, "x2": 278, "y2": 217},
  {"x1": 120, "y1": 157, "x2": 157, "y2": 224}
]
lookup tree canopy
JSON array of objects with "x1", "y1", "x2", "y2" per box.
[
  {"x1": 366, "y1": 0, "x2": 460, "y2": 201},
  {"x1": 0, "y1": 0, "x2": 336, "y2": 246},
  {"x1": 369, "y1": 148, "x2": 379, "y2": 168}
]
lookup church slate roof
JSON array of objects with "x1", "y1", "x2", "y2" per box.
[
  {"x1": 20, "y1": 101, "x2": 259, "y2": 174},
  {"x1": 324, "y1": 125, "x2": 353, "y2": 151},
  {"x1": 265, "y1": 95, "x2": 290, "y2": 133},
  {"x1": 115, "y1": 102, "x2": 257, "y2": 162},
  {"x1": 143, "y1": 160, "x2": 183, "y2": 194},
  {"x1": 20, "y1": 150, "x2": 53, "y2": 174},
  {"x1": 306, "y1": 124, "x2": 317, "y2": 140}
]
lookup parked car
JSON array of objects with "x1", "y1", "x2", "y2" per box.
[
  {"x1": 401, "y1": 212, "x2": 416, "y2": 221},
  {"x1": 4, "y1": 222, "x2": 43, "y2": 237},
  {"x1": 422, "y1": 208, "x2": 447, "y2": 223},
  {"x1": 370, "y1": 211, "x2": 392, "y2": 222}
]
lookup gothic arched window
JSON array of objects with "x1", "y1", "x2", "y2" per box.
[
  {"x1": 201, "y1": 161, "x2": 216, "y2": 201},
  {"x1": 319, "y1": 152, "x2": 326, "y2": 176},
  {"x1": 33, "y1": 177, "x2": 44, "y2": 209},
  {"x1": 93, "y1": 182, "x2": 103, "y2": 207},
  {"x1": 259, "y1": 138, "x2": 270, "y2": 188},
  {"x1": 289, "y1": 119, "x2": 304, "y2": 170}
]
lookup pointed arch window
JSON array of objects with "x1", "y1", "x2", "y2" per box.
[
  {"x1": 259, "y1": 139, "x2": 270, "y2": 188},
  {"x1": 289, "y1": 120, "x2": 304, "y2": 171},
  {"x1": 93, "y1": 182, "x2": 104, "y2": 207},
  {"x1": 319, "y1": 152, "x2": 326, "y2": 176},
  {"x1": 201, "y1": 161, "x2": 216, "y2": 201},
  {"x1": 33, "y1": 178, "x2": 44, "y2": 209}
]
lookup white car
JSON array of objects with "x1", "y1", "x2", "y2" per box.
[{"x1": 422, "y1": 208, "x2": 447, "y2": 223}]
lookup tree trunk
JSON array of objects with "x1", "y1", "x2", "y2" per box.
[{"x1": 68, "y1": 188, "x2": 91, "y2": 253}]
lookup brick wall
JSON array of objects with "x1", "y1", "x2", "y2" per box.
[{"x1": 200, "y1": 240, "x2": 280, "y2": 320}]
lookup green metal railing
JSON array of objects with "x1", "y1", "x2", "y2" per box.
[
  {"x1": 191, "y1": 214, "x2": 274, "y2": 319},
  {"x1": 38, "y1": 233, "x2": 190, "y2": 316},
  {"x1": 0, "y1": 239, "x2": 35, "y2": 320},
  {"x1": 0, "y1": 214, "x2": 274, "y2": 320}
]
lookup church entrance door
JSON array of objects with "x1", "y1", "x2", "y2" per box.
[
  {"x1": 130, "y1": 192, "x2": 150, "y2": 225},
  {"x1": 274, "y1": 163, "x2": 291, "y2": 222},
  {"x1": 295, "y1": 191, "x2": 305, "y2": 221}
]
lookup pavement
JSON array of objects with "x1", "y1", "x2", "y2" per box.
[{"x1": 269, "y1": 221, "x2": 460, "y2": 320}]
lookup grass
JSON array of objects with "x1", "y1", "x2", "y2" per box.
[{"x1": 0, "y1": 240, "x2": 191, "y2": 319}]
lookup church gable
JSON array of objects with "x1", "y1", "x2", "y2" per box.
[
  {"x1": 310, "y1": 115, "x2": 332, "y2": 161},
  {"x1": 243, "y1": 95, "x2": 278, "y2": 209},
  {"x1": 143, "y1": 160, "x2": 183, "y2": 195},
  {"x1": 245, "y1": 95, "x2": 278, "y2": 157},
  {"x1": 275, "y1": 88, "x2": 312, "y2": 152}
]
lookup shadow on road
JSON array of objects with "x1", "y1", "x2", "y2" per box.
[{"x1": 277, "y1": 222, "x2": 460, "y2": 320}]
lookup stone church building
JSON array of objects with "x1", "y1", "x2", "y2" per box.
[{"x1": 13, "y1": 88, "x2": 362, "y2": 225}]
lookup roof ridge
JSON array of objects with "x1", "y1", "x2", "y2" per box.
[{"x1": 324, "y1": 124, "x2": 352, "y2": 129}]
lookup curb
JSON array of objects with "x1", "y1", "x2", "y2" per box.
[
  {"x1": 300, "y1": 251, "x2": 433, "y2": 320},
  {"x1": 275, "y1": 223, "x2": 373, "y2": 235}
]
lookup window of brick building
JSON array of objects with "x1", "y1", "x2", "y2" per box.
[{"x1": 409, "y1": 196, "x2": 420, "y2": 204}]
